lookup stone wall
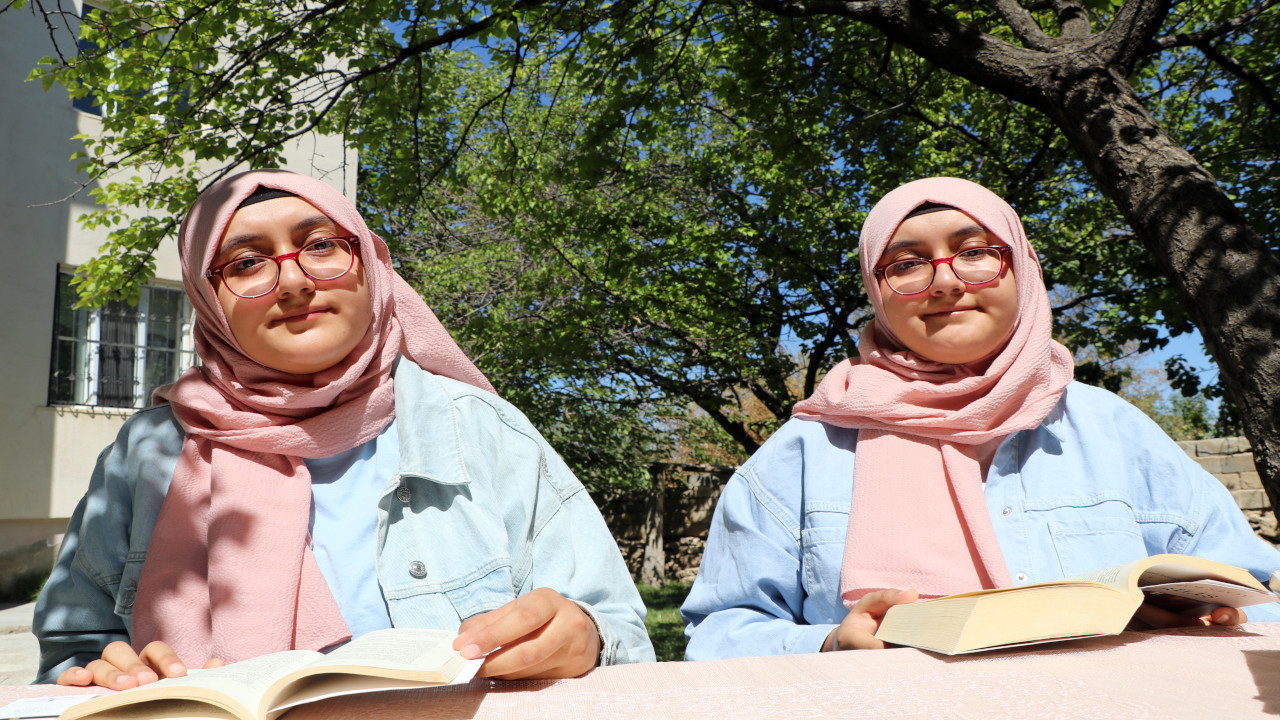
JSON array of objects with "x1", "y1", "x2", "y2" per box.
[
  {"x1": 1176, "y1": 436, "x2": 1278, "y2": 544},
  {"x1": 595, "y1": 464, "x2": 734, "y2": 585}
]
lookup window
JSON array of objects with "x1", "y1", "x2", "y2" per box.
[
  {"x1": 48, "y1": 271, "x2": 196, "y2": 409},
  {"x1": 72, "y1": 2, "x2": 104, "y2": 116}
]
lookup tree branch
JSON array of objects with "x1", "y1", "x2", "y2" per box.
[
  {"x1": 749, "y1": 0, "x2": 1057, "y2": 109},
  {"x1": 1147, "y1": 0, "x2": 1280, "y2": 52},
  {"x1": 1193, "y1": 40, "x2": 1280, "y2": 116},
  {"x1": 1048, "y1": 0, "x2": 1090, "y2": 40},
  {"x1": 983, "y1": 0, "x2": 1055, "y2": 50},
  {"x1": 1051, "y1": 290, "x2": 1116, "y2": 314},
  {"x1": 1095, "y1": 0, "x2": 1173, "y2": 71}
]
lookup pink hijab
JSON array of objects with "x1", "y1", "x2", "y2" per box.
[
  {"x1": 792, "y1": 177, "x2": 1073, "y2": 605},
  {"x1": 131, "y1": 170, "x2": 494, "y2": 665}
]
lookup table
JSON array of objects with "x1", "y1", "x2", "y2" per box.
[{"x1": 5, "y1": 624, "x2": 1280, "y2": 719}]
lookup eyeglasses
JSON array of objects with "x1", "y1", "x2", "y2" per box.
[
  {"x1": 874, "y1": 246, "x2": 1013, "y2": 296},
  {"x1": 206, "y1": 236, "x2": 361, "y2": 299}
]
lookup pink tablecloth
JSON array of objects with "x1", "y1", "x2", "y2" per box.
[{"x1": 6, "y1": 624, "x2": 1280, "y2": 719}]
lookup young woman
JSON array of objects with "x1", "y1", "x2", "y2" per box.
[
  {"x1": 34, "y1": 170, "x2": 653, "y2": 687},
  {"x1": 681, "y1": 176, "x2": 1280, "y2": 659}
]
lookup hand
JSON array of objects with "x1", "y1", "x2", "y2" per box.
[
  {"x1": 452, "y1": 588, "x2": 601, "y2": 680},
  {"x1": 823, "y1": 588, "x2": 920, "y2": 651},
  {"x1": 1131, "y1": 603, "x2": 1248, "y2": 630},
  {"x1": 56, "y1": 641, "x2": 224, "y2": 690}
]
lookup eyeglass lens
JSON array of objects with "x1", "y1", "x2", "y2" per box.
[
  {"x1": 883, "y1": 248, "x2": 1004, "y2": 295},
  {"x1": 223, "y1": 238, "x2": 355, "y2": 298}
]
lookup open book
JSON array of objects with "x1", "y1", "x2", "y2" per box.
[
  {"x1": 873, "y1": 553, "x2": 1279, "y2": 655},
  {"x1": 58, "y1": 628, "x2": 482, "y2": 720}
]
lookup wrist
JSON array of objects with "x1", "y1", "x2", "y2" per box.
[
  {"x1": 822, "y1": 628, "x2": 841, "y2": 653},
  {"x1": 571, "y1": 599, "x2": 605, "y2": 668}
]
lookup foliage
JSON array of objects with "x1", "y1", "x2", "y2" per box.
[
  {"x1": 9, "y1": 0, "x2": 1278, "y2": 477},
  {"x1": 359, "y1": 19, "x2": 1179, "y2": 465},
  {"x1": 637, "y1": 582, "x2": 690, "y2": 662}
]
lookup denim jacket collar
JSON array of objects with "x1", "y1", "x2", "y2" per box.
[{"x1": 391, "y1": 359, "x2": 472, "y2": 487}]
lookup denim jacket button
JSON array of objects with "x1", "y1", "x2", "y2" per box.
[
  {"x1": 396, "y1": 485, "x2": 412, "y2": 503},
  {"x1": 1015, "y1": 572, "x2": 1028, "y2": 582},
  {"x1": 120, "y1": 588, "x2": 136, "y2": 609},
  {"x1": 408, "y1": 560, "x2": 428, "y2": 579},
  {"x1": 1002, "y1": 507, "x2": 1012, "y2": 516}
]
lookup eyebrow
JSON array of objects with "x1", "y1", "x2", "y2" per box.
[
  {"x1": 217, "y1": 214, "x2": 335, "y2": 255},
  {"x1": 880, "y1": 224, "x2": 989, "y2": 257}
]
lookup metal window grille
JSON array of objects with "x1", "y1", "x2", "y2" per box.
[{"x1": 47, "y1": 272, "x2": 196, "y2": 409}]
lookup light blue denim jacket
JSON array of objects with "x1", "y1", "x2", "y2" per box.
[
  {"x1": 34, "y1": 361, "x2": 654, "y2": 683},
  {"x1": 681, "y1": 381, "x2": 1280, "y2": 660}
]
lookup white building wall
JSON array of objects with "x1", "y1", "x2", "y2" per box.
[{"x1": 0, "y1": 2, "x2": 357, "y2": 561}]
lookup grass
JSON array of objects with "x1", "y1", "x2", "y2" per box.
[{"x1": 638, "y1": 582, "x2": 691, "y2": 662}]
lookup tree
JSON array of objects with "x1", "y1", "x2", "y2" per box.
[
  {"x1": 10, "y1": 0, "x2": 1279, "y2": 505},
  {"x1": 360, "y1": 26, "x2": 1143, "y2": 468},
  {"x1": 733, "y1": 0, "x2": 1280, "y2": 502}
]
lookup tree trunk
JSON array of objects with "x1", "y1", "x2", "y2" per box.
[
  {"x1": 1036, "y1": 63, "x2": 1280, "y2": 510},
  {"x1": 640, "y1": 468, "x2": 666, "y2": 587}
]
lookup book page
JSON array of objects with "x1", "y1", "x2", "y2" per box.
[
  {"x1": 60, "y1": 698, "x2": 238, "y2": 720},
  {"x1": 62, "y1": 650, "x2": 321, "y2": 720},
  {"x1": 0, "y1": 695, "x2": 101, "y2": 719},
  {"x1": 1142, "y1": 579, "x2": 1278, "y2": 610},
  {"x1": 302, "y1": 628, "x2": 461, "y2": 673},
  {"x1": 1136, "y1": 563, "x2": 1263, "y2": 589},
  {"x1": 1062, "y1": 558, "x2": 1145, "y2": 592},
  {"x1": 148, "y1": 650, "x2": 321, "y2": 710},
  {"x1": 267, "y1": 657, "x2": 483, "y2": 716}
]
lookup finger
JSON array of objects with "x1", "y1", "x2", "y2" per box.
[
  {"x1": 100, "y1": 641, "x2": 159, "y2": 686},
  {"x1": 475, "y1": 629, "x2": 563, "y2": 679},
  {"x1": 455, "y1": 591, "x2": 558, "y2": 660},
  {"x1": 455, "y1": 603, "x2": 516, "y2": 641},
  {"x1": 56, "y1": 666, "x2": 93, "y2": 687},
  {"x1": 1211, "y1": 607, "x2": 1246, "y2": 625},
  {"x1": 138, "y1": 641, "x2": 187, "y2": 678},
  {"x1": 204, "y1": 658, "x2": 226, "y2": 669},
  {"x1": 84, "y1": 658, "x2": 141, "y2": 691},
  {"x1": 851, "y1": 588, "x2": 919, "y2": 618},
  {"x1": 482, "y1": 649, "x2": 566, "y2": 681},
  {"x1": 835, "y1": 589, "x2": 920, "y2": 651},
  {"x1": 839, "y1": 628, "x2": 888, "y2": 651},
  {"x1": 475, "y1": 600, "x2": 598, "y2": 679},
  {"x1": 1132, "y1": 602, "x2": 1210, "y2": 630}
]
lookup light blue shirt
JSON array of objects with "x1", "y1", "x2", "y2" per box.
[
  {"x1": 307, "y1": 418, "x2": 398, "y2": 639},
  {"x1": 34, "y1": 361, "x2": 655, "y2": 682},
  {"x1": 681, "y1": 381, "x2": 1280, "y2": 660}
]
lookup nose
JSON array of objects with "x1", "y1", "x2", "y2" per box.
[
  {"x1": 930, "y1": 259, "x2": 965, "y2": 295},
  {"x1": 275, "y1": 256, "x2": 315, "y2": 297}
]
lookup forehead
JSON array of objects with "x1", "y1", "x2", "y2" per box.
[
  {"x1": 889, "y1": 209, "x2": 988, "y2": 242},
  {"x1": 218, "y1": 197, "x2": 334, "y2": 253},
  {"x1": 224, "y1": 196, "x2": 329, "y2": 232}
]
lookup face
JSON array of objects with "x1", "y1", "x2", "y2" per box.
[
  {"x1": 210, "y1": 196, "x2": 373, "y2": 375},
  {"x1": 874, "y1": 209, "x2": 1018, "y2": 365}
]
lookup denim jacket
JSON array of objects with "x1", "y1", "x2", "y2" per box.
[
  {"x1": 34, "y1": 361, "x2": 654, "y2": 682},
  {"x1": 681, "y1": 381, "x2": 1280, "y2": 660}
]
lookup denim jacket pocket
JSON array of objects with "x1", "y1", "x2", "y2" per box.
[
  {"x1": 444, "y1": 562, "x2": 517, "y2": 621},
  {"x1": 800, "y1": 520, "x2": 848, "y2": 622},
  {"x1": 1047, "y1": 517, "x2": 1147, "y2": 579}
]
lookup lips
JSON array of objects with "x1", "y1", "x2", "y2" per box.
[
  {"x1": 271, "y1": 306, "x2": 331, "y2": 325},
  {"x1": 925, "y1": 305, "x2": 979, "y2": 317}
]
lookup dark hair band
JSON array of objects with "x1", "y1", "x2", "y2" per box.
[
  {"x1": 237, "y1": 186, "x2": 298, "y2": 209},
  {"x1": 902, "y1": 201, "x2": 955, "y2": 220}
]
